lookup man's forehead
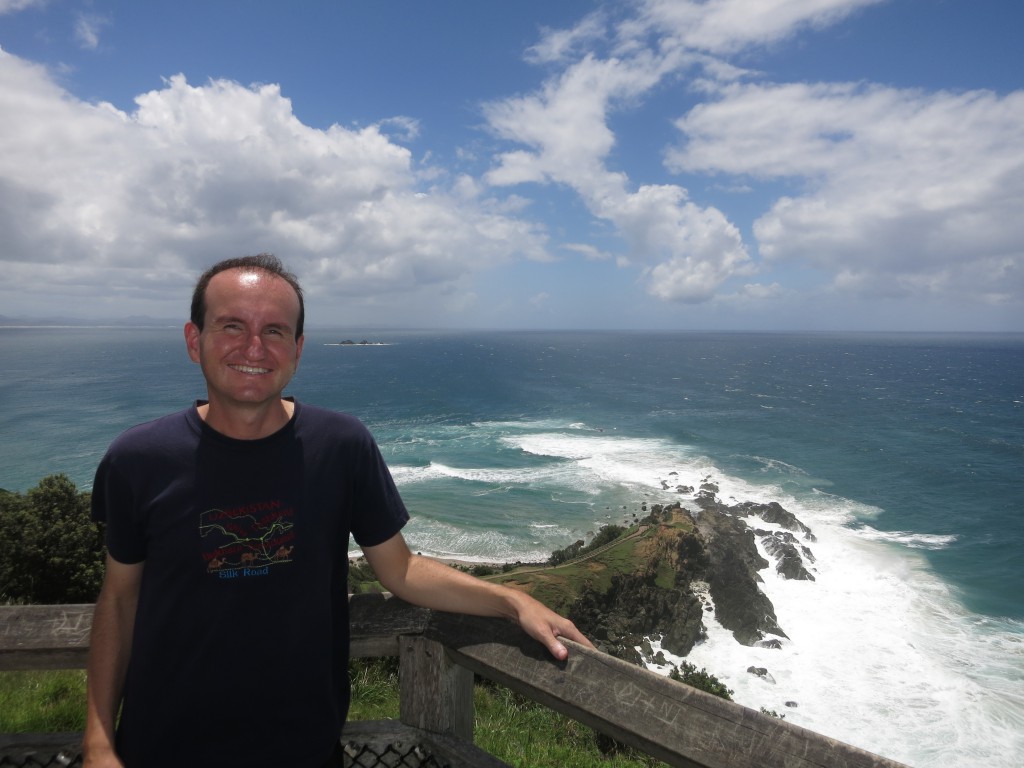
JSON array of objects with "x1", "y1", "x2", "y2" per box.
[
  {"x1": 206, "y1": 269, "x2": 301, "y2": 318},
  {"x1": 209, "y1": 268, "x2": 294, "y2": 297}
]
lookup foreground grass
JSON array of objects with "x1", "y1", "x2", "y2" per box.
[
  {"x1": 474, "y1": 681, "x2": 666, "y2": 768},
  {"x1": 349, "y1": 658, "x2": 665, "y2": 767},
  {"x1": 4, "y1": 663, "x2": 666, "y2": 767},
  {"x1": 0, "y1": 670, "x2": 87, "y2": 732}
]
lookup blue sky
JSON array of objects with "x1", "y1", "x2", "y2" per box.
[{"x1": 1, "y1": 0, "x2": 1022, "y2": 331}]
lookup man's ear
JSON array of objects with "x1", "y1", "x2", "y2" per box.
[{"x1": 184, "y1": 322, "x2": 202, "y2": 363}]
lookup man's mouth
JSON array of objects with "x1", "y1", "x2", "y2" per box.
[{"x1": 230, "y1": 365, "x2": 271, "y2": 375}]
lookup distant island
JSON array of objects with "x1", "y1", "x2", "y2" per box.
[{"x1": 324, "y1": 339, "x2": 391, "y2": 346}]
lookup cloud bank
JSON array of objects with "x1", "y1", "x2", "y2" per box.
[
  {"x1": 0, "y1": 52, "x2": 548, "y2": 318},
  {"x1": 0, "y1": 0, "x2": 1021, "y2": 328}
]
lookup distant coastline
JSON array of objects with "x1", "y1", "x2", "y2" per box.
[{"x1": 0, "y1": 314, "x2": 177, "y2": 328}]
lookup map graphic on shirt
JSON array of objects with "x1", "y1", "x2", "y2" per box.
[{"x1": 199, "y1": 500, "x2": 296, "y2": 578}]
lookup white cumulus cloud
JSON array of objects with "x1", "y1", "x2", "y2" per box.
[
  {"x1": 0, "y1": 51, "x2": 549, "y2": 318},
  {"x1": 669, "y1": 81, "x2": 1024, "y2": 303},
  {"x1": 483, "y1": 48, "x2": 750, "y2": 304}
]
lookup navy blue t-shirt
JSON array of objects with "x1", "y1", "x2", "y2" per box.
[{"x1": 91, "y1": 401, "x2": 408, "y2": 768}]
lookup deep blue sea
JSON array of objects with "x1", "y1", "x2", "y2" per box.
[{"x1": 2, "y1": 327, "x2": 1022, "y2": 767}]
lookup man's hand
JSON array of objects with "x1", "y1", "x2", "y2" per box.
[
  {"x1": 507, "y1": 588, "x2": 594, "y2": 660},
  {"x1": 362, "y1": 532, "x2": 594, "y2": 660}
]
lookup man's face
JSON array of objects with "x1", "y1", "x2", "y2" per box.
[{"x1": 184, "y1": 268, "x2": 304, "y2": 412}]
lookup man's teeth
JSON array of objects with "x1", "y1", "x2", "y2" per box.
[{"x1": 232, "y1": 365, "x2": 270, "y2": 374}]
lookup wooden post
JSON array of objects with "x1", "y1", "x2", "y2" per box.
[{"x1": 399, "y1": 635, "x2": 474, "y2": 742}]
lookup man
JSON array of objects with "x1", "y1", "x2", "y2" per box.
[{"x1": 83, "y1": 254, "x2": 591, "y2": 768}]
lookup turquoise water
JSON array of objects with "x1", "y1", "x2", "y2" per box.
[{"x1": 1, "y1": 327, "x2": 1022, "y2": 766}]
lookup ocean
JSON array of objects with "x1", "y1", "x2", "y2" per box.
[{"x1": 1, "y1": 326, "x2": 1022, "y2": 767}]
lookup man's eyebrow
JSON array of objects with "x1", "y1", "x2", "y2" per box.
[
  {"x1": 211, "y1": 314, "x2": 246, "y2": 326},
  {"x1": 210, "y1": 315, "x2": 293, "y2": 332},
  {"x1": 263, "y1": 321, "x2": 295, "y2": 332}
]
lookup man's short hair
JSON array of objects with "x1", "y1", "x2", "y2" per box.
[{"x1": 190, "y1": 254, "x2": 305, "y2": 337}]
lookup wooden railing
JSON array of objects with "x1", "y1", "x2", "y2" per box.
[{"x1": 0, "y1": 596, "x2": 910, "y2": 768}]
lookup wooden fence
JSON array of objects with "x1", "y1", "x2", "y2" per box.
[{"x1": 0, "y1": 595, "x2": 910, "y2": 768}]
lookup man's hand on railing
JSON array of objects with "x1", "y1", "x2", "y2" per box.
[
  {"x1": 507, "y1": 590, "x2": 594, "y2": 661},
  {"x1": 362, "y1": 532, "x2": 595, "y2": 660}
]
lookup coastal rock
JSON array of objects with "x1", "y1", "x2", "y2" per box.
[
  {"x1": 570, "y1": 568, "x2": 706, "y2": 662},
  {"x1": 691, "y1": 496, "x2": 788, "y2": 646},
  {"x1": 747, "y1": 666, "x2": 776, "y2": 684},
  {"x1": 759, "y1": 530, "x2": 816, "y2": 581},
  {"x1": 734, "y1": 501, "x2": 817, "y2": 542},
  {"x1": 697, "y1": 482, "x2": 719, "y2": 502},
  {"x1": 505, "y1": 495, "x2": 792, "y2": 664}
]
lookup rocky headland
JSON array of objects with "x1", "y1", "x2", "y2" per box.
[
  {"x1": 348, "y1": 483, "x2": 819, "y2": 698},
  {"x1": 484, "y1": 484, "x2": 818, "y2": 669}
]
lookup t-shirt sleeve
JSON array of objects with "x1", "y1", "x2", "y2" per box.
[
  {"x1": 91, "y1": 447, "x2": 147, "y2": 565},
  {"x1": 348, "y1": 429, "x2": 409, "y2": 549}
]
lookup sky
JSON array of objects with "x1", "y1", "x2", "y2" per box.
[{"x1": 1, "y1": 0, "x2": 1022, "y2": 332}]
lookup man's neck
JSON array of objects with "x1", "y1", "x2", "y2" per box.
[{"x1": 196, "y1": 398, "x2": 295, "y2": 440}]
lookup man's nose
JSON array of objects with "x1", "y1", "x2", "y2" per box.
[{"x1": 246, "y1": 334, "x2": 266, "y2": 358}]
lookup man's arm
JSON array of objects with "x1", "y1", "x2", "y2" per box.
[
  {"x1": 82, "y1": 555, "x2": 144, "y2": 768},
  {"x1": 362, "y1": 532, "x2": 592, "y2": 660}
]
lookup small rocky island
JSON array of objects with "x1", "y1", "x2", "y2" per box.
[{"x1": 325, "y1": 339, "x2": 390, "y2": 346}]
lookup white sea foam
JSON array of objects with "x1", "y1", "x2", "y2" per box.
[
  {"x1": 852, "y1": 525, "x2": 958, "y2": 550},
  {"x1": 387, "y1": 464, "x2": 437, "y2": 485},
  {"x1": 393, "y1": 431, "x2": 704, "y2": 499},
  {"x1": 503, "y1": 431, "x2": 706, "y2": 491},
  {"x1": 440, "y1": 460, "x2": 595, "y2": 491},
  {"x1": 396, "y1": 514, "x2": 564, "y2": 563},
  {"x1": 643, "y1": 496, "x2": 1024, "y2": 767}
]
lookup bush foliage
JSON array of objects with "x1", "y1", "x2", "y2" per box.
[
  {"x1": 0, "y1": 474, "x2": 105, "y2": 604},
  {"x1": 548, "y1": 523, "x2": 627, "y2": 566}
]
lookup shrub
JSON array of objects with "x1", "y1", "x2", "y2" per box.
[
  {"x1": 0, "y1": 475, "x2": 104, "y2": 604},
  {"x1": 669, "y1": 661, "x2": 734, "y2": 700}
]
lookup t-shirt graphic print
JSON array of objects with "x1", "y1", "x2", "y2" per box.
[{"x1": 200, "y1": 498, "x2": 297, "y2": 579}]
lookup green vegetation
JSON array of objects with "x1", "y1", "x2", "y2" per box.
[
  {"x1": 485, "y1": 510, "x2": 695, "y2": 617},
  {"x1": 548, "y1": 523, "x2": 627, "y2": 566},
  {"x1": 347, "y1": 557, "x2": 386, "y2": 594},
  {"x1": 473, "y1": 680, "x2": 665, "y2": 767},
  {"x1": 348, "y1": 659, "x2": 668, "y2": 767},
  {"x1": 0, "y1": 670, "x2": 87, "y2": 732},
  {"x1": 0, "y1": 475, "x2": 104, "y2": 605},
  {"x1": 669, "y1": 661, "x2": 734, "y2": 700},
  {"x1": 347, "y1": 657, "x2": 401, "y2": 720}
]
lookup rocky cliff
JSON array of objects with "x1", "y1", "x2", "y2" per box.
[{"x1": 490, "y1": 486, "x2": 818, "y2": 666}]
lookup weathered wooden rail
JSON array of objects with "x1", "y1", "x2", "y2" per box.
[{"x1": 0, "y1": 595, "x2": 910, "y2": 767}]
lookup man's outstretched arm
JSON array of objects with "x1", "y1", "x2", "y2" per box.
[
  {"x1": 82, "y1": 556, "x2": 143, "y2": 768},
  {"x1": 362, "y1": 532, "x2": 593, "y2": 660}
]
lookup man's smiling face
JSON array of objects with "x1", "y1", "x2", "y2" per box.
[{"x1": 185, "y1": 268, "x2": 304, "y2": 415}]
